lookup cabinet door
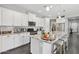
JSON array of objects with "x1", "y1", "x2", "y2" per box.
[
  {"x1": 2, "y1": 8, "x2": 14, "y2": 26},
  {"x1": 28, "y1": 13, "x2": 36, "y2": 21},
  {"x1": 42, "y1": 42, "x2": 52, "y2": 54},
  {"x1": 14, "y1": 34, "x2": 20, "y2": 47},
  {"x1": 23, "y1": 36, "x2": 30, "y2": 44},
  {"x1": 28, "y1": 13, "x2": 33, "y2": 21},
  {"x1": 20, "y1": 14, "x2": 27, "y2": 26},
  {"x1": 14, "y1": 34, "x2": 23, "y2": 48},
  {"x1": 35, "y1": 17, "x2": 41, "y2": 26},
  {"x1": 22, "y1": 14, "x2": 28, "y2": 26},
  {"x1": 0, "y1": 7, "x2": 1, "y2": 25},
  {"x1": 20, "y1": 33, "x2": 30, "y2": 45},
  {"x1": 1, "y1": 35, "x2": 14, "y2": 52},
  {"x1": 14, "y1": 12, "x2": 22, "y2": 26},
  {"x1": 7, "y1": 35, "x2": 15, "y2": 50},
  {"x1": 19, "y1": 34, "x2": 24, "y2": 45},
  {"x1": 44, "y1": 18, "x2": 50, "y2": 32},
  {"x1": 0, "y1": 36, "x2": 2, "y2": 53},
  {"x1": 38, "y1": 18, "x2": 45, "y2": 27},
  {"x1": 2, "y1": 36, "x2": 8, "y2": 52},
  {"x1": 31, "y1": 38, "x2": 41, "y2": 54}
]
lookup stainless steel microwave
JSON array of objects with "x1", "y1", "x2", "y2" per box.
[{"x1": 28, "y1": 21, "x2": 36, "y2": 26}]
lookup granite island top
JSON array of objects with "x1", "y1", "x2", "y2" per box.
[{"x1": 30, "y1": 31, "x2": 67, "y2": 44}]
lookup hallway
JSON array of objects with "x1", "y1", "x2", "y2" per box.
[{"x1": 68, "y1": 33, "x2": 79, "y2": 54}]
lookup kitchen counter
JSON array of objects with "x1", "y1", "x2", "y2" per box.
[
  {"x1": 30, "y1": 31, "x2": 67, "y2": 44},
  {"x1": 0, "y1": 32, "x2": 30, "y2": 36},
  {"x1": 30, "y1": 31, "x2": 68, "y2": 54}
]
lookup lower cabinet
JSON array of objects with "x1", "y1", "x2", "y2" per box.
[
  {"x1": 0, "y1": 33, "x2": 30, "y2": 53},
  {"x1": 42, "y1": 42, "x2": 53, "y2": 54},
  {"x1": 31, "y1": 38, "x2": 53, "y2": 54},
  {"x1": 14, "y1": 34, "x2": 22, "y2": 48},
  {"x1": 0, "y1": 36, "x2": 2, "y2": 53},
  {"x1": 21, "y1": 33, "x2": 30, "y2": 45},
  {"x1": 31, "y1": 38, "x2": 41, "y2": 54},
  {"x1": 1, "y1": 35, "x2": 15, "y2": 52},
  {"x1": 24, "y1": 36, "x2": 30, "y2": 44},
  {"x1": 14, "y1": 33, "x2": 30, "y2": 48}
]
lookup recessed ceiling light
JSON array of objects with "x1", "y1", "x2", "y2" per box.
[
  {"x1": 46, "y1": 6, "x2": 50, "y2": 11},
  {"x1": 50, "y1": 5, "x2": 53, "y2": 8}
]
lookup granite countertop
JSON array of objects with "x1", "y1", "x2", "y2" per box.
[
  {"x1": 30, "y1": 31, "x2": 67, "y2": 44},
  {"x1": 0, "y1": 32, "x2": 29, "y2": 36}
]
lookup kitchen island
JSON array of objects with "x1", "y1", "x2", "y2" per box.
[{"x1": 30, "y1": 31, "x2": 68, "y2": 54}]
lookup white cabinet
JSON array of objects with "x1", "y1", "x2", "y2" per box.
[
  {"x1": 2, "y1": 36, "x2": 9, "y2": 52},
  {"x1": 40, "y1": 18, "x2": 45, "y2": 27},
  {"x1": 14, "y1": 11, "x2": 28, "y2": 26},
  {"x1": 2, "y1": 8, "x2": 14, "y2": 26},
  {"x1": 0, "y1": 7, "x2": 1, "y2": 25},
  {"x1": 13, "y1": 11, "x2": 22, "y2": 26},
  {"x1": 28, "y1": 13, "x2": 36, "y2": 22},
  {"x1": 56, "y1": 18, "x2": 66, "y2": 23},
  {"x1": 42, "y1": 42, "x2": 52, "y2": 54},
  {"x1": 0, "y1": 33, "x2": 30, "y2": 52},
  {"x1": 13, "y1": 12, "x2": 21, "y2": 26},
  {"x1": 24, "y1": 33, "x2": 30, "y2": 44},
  {"x1": 44, "y1": 18, "x2": 50, "y2": 32},
  {"x1": 7, "y1": 35, "x2": 15, "y2": 49},
  {"x1": 21, "y1": 14, "x2": 28, "y2": 26},
  {"x1": 31, "y1": 38, "x2": 41, "y2": 54},
  {"x1": 20, "y1": 33, "x2": 30, "y2": 45},
  {"x1": 36, "y1": 17, "x2": 39, "y2": 26},
  {"x1": 0, "y1": 7, "x2": 29, "y2": 26},
  {"x1": 0, "y1": 36, "x2": 2, "y2": 53},
  {"x1": 24, "y1": 14, "x2": 28, "y2": 26},
  {"x1": 14, "y1": 33, "x2": 30, "y2": 48},
  {"x1": 14, "y1": 34, "x2": 22, "y2": 48},
  {"x1": 1, "y1": 35, "x2": 15, "y2": 52},
  {"x1": 24, "y1": 36, "x2": 30, "y2": 44},
  {"x1": 31, "y1": 38, "x2": 53, "y2": 54},
  {"x1": 37, "y1": 17, "x2": 45, "y2": 27},
  {"x1": 28, "y1": 13, "x2": 33, "y2": 21}
]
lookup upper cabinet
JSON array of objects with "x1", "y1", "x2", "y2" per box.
[
  {"x1": 0, "y1": 36, "x2": 2, "y2": 53},
  {"x1": 20, "y1": 13, "x2": 28, "y2": 26},
  {"x1": 28, "y1": 13, "x2": 36, "y2": 22},
  {"x1": 37, "y1": 17, "x2": 45, "y2": 27},
  {"x1": 0, "y1": 7, "x2": 45, "y2": 26},
  {"x1": 0, "y1": 7, "x2": 1, "y2": 25},
  {"x1": 13, "y1": 11, "x2": 28, "y2": 26},
  {"x1": 40, "y1": 18, "x2": 45, "y2": 27},
  {"x1": 2, "y1": 8, "x2": 14, "y2": 26},
  {"x1": 0, "y1": 7, "x2": 28, "y2": 26},
  {"x1": 56, "y1": 18, "x2": 66, "y2": 23},
  {"x1": 44, "y1": 18, "x2": 50, "y2": 32},
  {"x1": 13, "y1": 11, "x2": 22, "y2": 26}
]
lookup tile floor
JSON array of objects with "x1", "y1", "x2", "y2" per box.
[
  {"x1": 67, "y1": 33, "x2": 79, "y2": 54},
  {"x1": 1, "y1": 43, "x2": 31, "y2": 54}
]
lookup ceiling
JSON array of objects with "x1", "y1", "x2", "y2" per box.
[{"x1": 0, "y1": 4, "x2": 79, "y2": 19}]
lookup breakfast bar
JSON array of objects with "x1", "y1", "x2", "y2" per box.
[{"x1": 30, "y1": 31, "x2": 68, "y2": 54}]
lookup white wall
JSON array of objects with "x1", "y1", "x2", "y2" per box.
[
  {"x1": 71, "y1": 22, "x2": 78, "y2": 32},
  {"x1": 69, "y1": 19, "x2": 79, "y2": 33},
  {"x1": 44, "y1": 18, "x2": 50, "y2": 32}
]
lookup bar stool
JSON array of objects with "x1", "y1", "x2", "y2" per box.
[
  {"x1": 53, "y1": 39, "x2": 65, "y2": 54},
  {"x1": 59, "y1": 36, "x2": 69, "y2": 53}
]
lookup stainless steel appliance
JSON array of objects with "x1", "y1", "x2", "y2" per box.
[
  {"x1": 28, "y1": 21, "x2": 36, "y2": 26},
  {"x1": 27, "y1": 28, "x2": 37, "y2": 35}
]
